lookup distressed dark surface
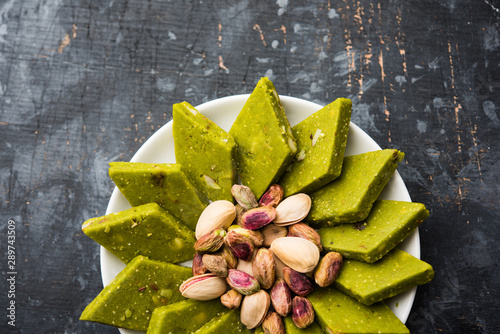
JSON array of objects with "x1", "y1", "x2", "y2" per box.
[{"x1": 0, "y1": 0, "x2": 499, "y2": 333}]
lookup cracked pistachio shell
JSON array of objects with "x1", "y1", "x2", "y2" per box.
[
  {"x1": 240, "y1": 290, "x2": 271, "y2": 329},
  {"x1": 273, "y1": 253, "x2": 286, "y2": 279},
  {"x1": 273, "y1": 193, "x2": 311, "y2": 226},
  {"x1": 195, "y1": 200, "x2": 236, "y2": 239},
  {"x1": 234, "y1": 204, "x2": 246, "y2": 226},
  {"x1": 179, "y1": 274, "x2": 228, "y2": 300},
  {"x1": 270, "y1": 237, "x2": 320, "y2": 273},
  {"x1": 236, "y1": 253, "x2": 255, "y2": 276}
]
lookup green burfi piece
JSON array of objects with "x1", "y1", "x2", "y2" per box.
[
  {"x1": 173, "y1": 101, "x2": 237, "y2": 202},
  {"x1": 82, "y1": 203, "x2": 195, "y2": 264},
  {"x1": 284, "y1": 316, "x2": 325, "y2": 333},
  {"x1": 193, "y1": 309, "x2": 250, "y2": 334},
  {"x1": 147, "y1": 299, "x2": 226, "y2": 334},
  {"x1": 229, "y1": 77, "x2": 297, "y2": 199},
  {"x1": 254, "y1": 326, "x2": 264, "y2": 334},
  {"x1": 306, "y1": 149, "x2": 404, "y2": 228},
  {"x1": 80, "y1": 256, "x2": 191, "y2": 332},
  {"x1": 308, "y1": 287, "x2": 409, "y2": 334},
  {"x1": 109, "y1": 162, "x2": 209, "y2": 230},
  {"x1": 279, "y1": 98, "x2": 352, "y2": 196},
  {"x1": 319, "y1": 200, "x2": 429, "y2": 263},
  {"x1": 334, "y1": 248, "x2": 435, "y2": 305}
]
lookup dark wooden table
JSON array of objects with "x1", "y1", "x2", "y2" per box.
[{"x1": 1, "y1": 0, "x2": 499, "y2": 333}]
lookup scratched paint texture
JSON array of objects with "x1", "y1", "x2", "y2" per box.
[{"x1": 0, "y1": 0, "x2": 499, "y2": 333}]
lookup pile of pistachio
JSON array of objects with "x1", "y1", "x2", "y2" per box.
[{"x1": 179, "y1": 184, "x2": 343, "y2": 332}]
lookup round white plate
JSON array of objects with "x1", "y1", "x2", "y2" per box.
[{"x1": 101, "y1": 95, "x2": 420, "y2": 333}]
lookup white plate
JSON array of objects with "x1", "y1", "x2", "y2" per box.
[{"x1": 101, "y1": 95, "x2": 420, "y2": 333}]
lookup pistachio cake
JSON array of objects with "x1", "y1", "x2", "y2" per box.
[
  {"x1": 80, "y1": 256, "x2": 191, "y2": 332},
  {"x1": 147, "y1": 299, "x2": 226, "y2": 333},
  {"x1": 229, "y1": 77, "x2": 297, "y2": 199},
  {"x1": 308, "y1": 287, "x2": 409, "y2": 333},
  {"x1": 173, "y1": 101, "x2": 237, "y2": 202},
  {"x1": 109, "y1": 162, "x2": 208, "y2": 230},
  {"x1": 319, "y1": 200, "x2": 429, "y2": 262},
  {"x1": 284, "y1": 316, "x2": 324, "y2": 334},
  {"x1": 82, "y1": 203, "x2": 195, "y2": 264},
  {"x1": 306, "y1": 149, "x2": 405, "y2": 227},
  {"x1": 279, "y1": 98, "x2": 352, "y2": 196},
  {"x1": 334, "y1": 248, "x2": 435, "y2": 305},
  {"x1": 193, "y1": 309, "x2": 251, "y2": 333}
]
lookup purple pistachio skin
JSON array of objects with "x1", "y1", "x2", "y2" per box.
[
  {"x1": 283, "y1": 267, "x2": 314, "y2": 297},
  {"x1": 259, "y1": 184, "x2": 284, "y2": 207},
  {"x1": 226, "y1": 269, "x2": 260, "y2": 295},
  {"x1": 192, "y1": 253, "x2": 208, "y2": 276},
  {"x1": 225, "y1": 230, "x2": 255, "y2": 261},
  {"x1": 270, "y1": 278, "x2": 292, "y2": 317},
  {"x1": 314, "y1": 252, "x2": 343, "y2": 287},
  {"x1": 292, "y1": 296, "x2": 315, "y2": 329},
  {"x1": 241, "y1": 206, "x2": 277, "y2": 230}
]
